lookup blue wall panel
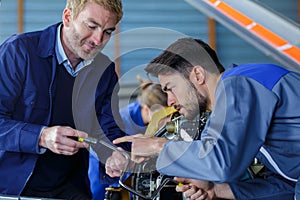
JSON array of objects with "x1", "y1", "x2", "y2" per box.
[
  {"x1": 0, "y1": 0, "x2": 298, "y2": 83},
  {"x1": 24, "y1": 0, "x2": 65, "y2": 32},
  {"x1": 118, "y1": 0, "x2": 208, "y2": 83},
  {"x1": 0, "y1": 0, "x2": 17, "y2": 43}
]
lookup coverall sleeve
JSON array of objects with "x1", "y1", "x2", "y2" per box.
[
  {"x1": 156, "y1": 76, "x2": 278, "y2": 182},
  {"x1": 229, "y1": 169, "x2": 295, "y2": 200},
  {"x1": 0, "y1": 37, "x2": 44, "y2": 154}
]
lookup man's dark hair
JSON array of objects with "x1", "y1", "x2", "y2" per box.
[{"x1": 145, "y1": 38, "x2": 225, "y2": 78}]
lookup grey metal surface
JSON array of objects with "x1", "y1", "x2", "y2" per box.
[{"x1": 184, "y1": 0, "x2": 300, "y2": 72}]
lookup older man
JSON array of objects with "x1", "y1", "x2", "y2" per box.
[{"x1": 0, "y1": 0, "x2": 127, "y2": 199}]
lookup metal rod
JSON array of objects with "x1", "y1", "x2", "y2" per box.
[
  {"x1": 18, "y1": 0, "x2": 24, "y2": 33},
  {"x1": 208, "y1": 18, "x2": 216, "y2": 51}
]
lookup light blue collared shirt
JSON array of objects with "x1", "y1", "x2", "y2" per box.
[{"x1": 55, "y1": 24, "x2": 93, "y2": 77}]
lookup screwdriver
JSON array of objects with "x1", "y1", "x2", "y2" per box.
[
  {"x1": 78, "y1": 137, "x2": 123, "y2": 153},
  {"x1": 78, "y1": 137, "x2": 98, "y2": 144}
]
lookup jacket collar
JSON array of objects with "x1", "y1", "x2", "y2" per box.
[{"x1": 37, "y1": 22, "x2": 62, "y2": 58}]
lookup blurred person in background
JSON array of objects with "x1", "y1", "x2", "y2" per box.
[{"x1": 89, "y1": 77, "x2": 168, "y2": 199}]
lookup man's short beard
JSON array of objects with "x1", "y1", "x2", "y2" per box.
[
  {"x1": 65, "y1": 26, "x2": 100, "y2": 61},
  {"x1": 197, "y1": 92, "x2": 208, "y2": 114},
  {"x1": 184, "y1": 81, "x2": 208, "y2": 120}
]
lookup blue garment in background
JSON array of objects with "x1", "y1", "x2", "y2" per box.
[
  {"x1": 89, "y1": 101, "x2": 146, "y2": 199},
  {"x1": 119, "y1": 101, "x2": 147, "y2": 136}
]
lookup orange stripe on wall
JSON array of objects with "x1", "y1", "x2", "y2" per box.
[
  {"x1": 207, "y1": 0, "x2": 218, "y2": 4},
  {"x1": 206, "y1": 0, "x2": 289, "y2": 47},
  {"x1": 205, "y1": 0, "x2": 300, "y2": 64},
  {"x1": 217, "y1": 2, "x2": 253, "y2": 26},
  {"x1": 214, "y1": 2, "x2": 287, "y2": 47},
  {"x1": 283, "y1": 47, "x2": 300, "y2": 63},
  {"x1": 250, "y1": 24, "x2": 288, "y2": 47}
]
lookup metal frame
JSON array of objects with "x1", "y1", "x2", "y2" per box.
[{"x1": 185, "y1": 0, "x2": 300, "y2": 72}]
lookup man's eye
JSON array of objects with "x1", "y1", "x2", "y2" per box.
[
  {"x1": 88, "y1": 25, "x2": 97, "y2": 30},
  {"x1": 85, "y1": 22, "x2": 96, "y2": 30},
  {"x1": 104, "y1": 30, "x2": 113, "y2": 35},
  {"x1": 163, "y1": 85, "x2": 175, "y2": 93},
  {"x1": 166, "y1": 87, "x2": 174, "y2": 93}
]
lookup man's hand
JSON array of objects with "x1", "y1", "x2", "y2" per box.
[
  {"x1": 113, "y1": 134, "x2": 168, "y2": 163},
  {"x1": 175, "y1": 177, "x2": 215, "y2": 200},
  {"x1": 39, "y1": 126, "x2": 89, "y2": 155},
  {"x1": 105, "y1": 147, "x2": 127, "y2": 177},
  {"x1": 175, "y1": 177, "x2": 235, "y2": 200}
]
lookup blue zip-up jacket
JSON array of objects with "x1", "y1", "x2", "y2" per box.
[
  {"x1": 156, "y1": 64, "x2": 300, "y2": 199},
  {"x1": 0, "y1": 23, "x2": 128, "y2": 195}
]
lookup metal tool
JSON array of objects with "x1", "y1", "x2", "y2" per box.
[{"x1": 78, "y1": 137, "x2": 97, "y2": 144}]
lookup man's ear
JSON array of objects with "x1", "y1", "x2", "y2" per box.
[
  {"x1": 192, "y1": 65, "x2": 206, "y2": 85},
  {"x1": 62, "y1": 8, "x2": 72, "y2": 27}
]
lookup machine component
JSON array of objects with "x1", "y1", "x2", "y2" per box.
[
  {"x1": 128, "y1": 110, "x2": 211, "y2": 200},
  {"x1": 79, "y1": 108, "x2": 211, "y2": 200}
]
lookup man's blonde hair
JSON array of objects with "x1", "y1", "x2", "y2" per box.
[{"x1": 66, "y1": 0, "x2": 123, "y2": 23}]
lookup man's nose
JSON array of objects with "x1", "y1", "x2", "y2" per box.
[
  {"x1": 92, "y1": 30, "x2": 103, "y2": 46},
  {"x1": 167, "y1": 94, "x2": 176, "y2": 107}
]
